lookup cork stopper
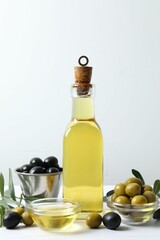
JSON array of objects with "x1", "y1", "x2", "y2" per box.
[
  {"x1": 74, "y1": 56, "x2": 92, "y2": 95},
  {"x1": 74, "y1": 56, "x2": 92, "y2": 84}
]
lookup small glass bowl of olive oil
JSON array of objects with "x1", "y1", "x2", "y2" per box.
[{"x1": 27, "y1": 198, "x2": 81, "y2": 232}]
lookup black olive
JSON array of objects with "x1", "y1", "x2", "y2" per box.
[
  {"x1": 29, "y1": 166, "x2": 44, "y2": 174},
  {"x1": 43, "y1": 156, "x2": 58, "y2": 168},
  {"x1": 42, "y1": 167, "x2": 47, "y2": 173},
  {"x1": 153, "y1": 208, "x2": 160, "y2": 220},
  {"x1": 102, "y1": 212, "x2": 121, "y2": 230},
  {"x1": 21, "y1": 164, "x2": 32, "y2": 173},
  {"x1": 29, "y1": 157, "x2": 43, "y2": 167},
  {"x1": 46, "y1": 167, "x2": 59, "y2": 173},
  {"x1": 15, "y1": 167, "x2": 23, "y2": 173},
  {"x1": 3, "y1": 212, "x2": 21, "y2": 229}
]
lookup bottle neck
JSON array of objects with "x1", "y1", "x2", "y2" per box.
[{"x1": 72, "y1": 97, "x2": 95, "y2": 120}]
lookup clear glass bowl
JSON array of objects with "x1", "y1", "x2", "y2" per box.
[
  {"x1": 106, "y1": 196, "x2": 158, "y2": 225},
  {"x1": 27, "y1": 198, "x2": 81, "y2": 232}
]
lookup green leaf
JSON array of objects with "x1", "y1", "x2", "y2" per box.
[
  {"x1": 0, "y1": 172, "x2": 4, "y2": 197},
  {"x1": 103, "y1": 190, "x2": 114, "y2": 202},
  {"x1": 4, "y1": 190, "x2": 11, "y2": 199},
  {"x1": 106, "y1": 190, "x2": 114, "y2": 197},
  {"x1": 0, "y1": 209, "x2": 2, "y2": 227},
  {"x1": 153, "y1": 179, "x2": 160, "y2": 195},
  {"x1": 8, "y1": 169, "x2": 16, "y2": 201},
  {"x1": 5, "y1": 198, "x2": 19, "y2": 208},
  {"x1": 103, "y1": 195, "x2": 107, "y2": 202},
  {"x1": 0, "y1": 205, "x2": 5, "y2": 227},
  {"x1": 0, "y1": 200, "x2": 8, "y2": 209},
  {"x1": 132, "y1": 169, "x2": 145, "y2": 185}
]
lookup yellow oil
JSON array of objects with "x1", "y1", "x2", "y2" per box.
[
  {"x1": 30, "y1": 205, "x2": 78, "y2": 232},
  {"x1": 63, "y1": 97, "x2": 103, "y2": 213}
]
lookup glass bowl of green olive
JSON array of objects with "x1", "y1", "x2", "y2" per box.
[{"x1": 106, "y1": 177, "x2": 159, "y2": 225}]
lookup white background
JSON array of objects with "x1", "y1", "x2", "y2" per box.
[{"x1": 0, "y1": 0, "x2": 160, "y2": 185}]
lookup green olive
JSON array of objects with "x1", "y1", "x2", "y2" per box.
[
  {"x1": 86, "y1": 213, "x2": 102, "y2": 228},
  {"x1": 114, "y1": 183, "x2": 126, "y2": 196},
  {"x1": 22, "y1": 211, "x2": 34, "y2": 226},
  {"x1": 111, "y1": 193, "x2": 118, "y2": 202},
  {"x1": 142, "y1": 185, "x2": 153, "y2": 193},
  {"x1": 125, "y1": 177, "x2": 142, "y2": 186},
  {"x1": 115, "y1": 196, "x2": 131, "y2": 204},
  {"x1": 131, "y1": 195, "x2": 147, "y2": 204},
  {"x1": 143, "y1": 191, "x2": 156, "y2": 203},
  {"x1": 12, "y1": 207, "x2": 24, "y2": 215},
  {"x1": 125, "y1": 183, "x2": 141, "y2": 197}
]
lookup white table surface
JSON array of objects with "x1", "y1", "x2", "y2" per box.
[{"x1": 1, "y1": 186, "x2": 160, "y2": 240}]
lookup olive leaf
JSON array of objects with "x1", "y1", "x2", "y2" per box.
[
  {"x1": 4, "y1": 198, "x2": 19, "y2": 208},
  {"x1": 4, "y1": 189, "x2": 11, "y2": 199},
  {"x1": 8, "y1": 168, "x2": 16, "y2": 201},
  {"x1": 103, "y1": 196, "x2": 107, "y2": 202},
  {"x1": 0, "y1": 207, "x2": 2, "y2": 227},
  {"x1": 0, "y1": 205, "x2": 5, "y2": 227},
  {"x1": 132, "y1": 169, "x2": 145, "y2": 185},
  {"x1": 106, "y1": 189, "x2": 114, "y2": 197},
  {"x1": 103, "y1": 190, "x2": 114, "y2": 202},
  {"x1": 0, "y1": 172, "x2": 4, "y2": 197},
  {"x1": 153, "y1": 179, "x2": 160, "y2": 195},
  {"x1": 0, "y1": 200, "x2": 9, "y2": 209}
]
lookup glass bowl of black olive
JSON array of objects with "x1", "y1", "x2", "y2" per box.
[{"x1": 15, "y1": 156, "x2": 62, "y2": 202}]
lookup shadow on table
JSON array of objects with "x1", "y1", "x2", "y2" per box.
[
  {"x1": 116, "y1": 225, "x2": 130, "y2": 231},
  {"x1": 49, "y1": 221, "x2": 130, "y2": 235},
  {"x1": 136, "y1": 219, "x2": 160, "y2": 228}
]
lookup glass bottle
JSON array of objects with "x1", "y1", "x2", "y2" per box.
[{"x1": 63, "y1": 56, "x2": 103, "y2": 214}]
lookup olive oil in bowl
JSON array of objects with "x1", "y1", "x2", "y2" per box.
[{"x1": 28, "y1": 198, "x2": 81, "y2": 232}]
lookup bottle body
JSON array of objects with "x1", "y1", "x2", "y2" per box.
[{"x1": 63, "y1": 91, "x2": 103, "y2": 212}]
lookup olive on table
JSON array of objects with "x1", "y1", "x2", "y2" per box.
[
  {"x1": 125, "y1": 183, "x2": 141, "y2": 197},
  {"x1": 153, "y1": 208, "x2": 160, "y2": 220},
  {"x1": 86, "y1": 213, "x2": 102, "y2": 228},
  {"x1": 3, "y1": 212, "x2": 21, "y2": 229},
  {"x1": 131, "y1": 195, "x2": 147, "y2": 204},
  {"x1": 143, "y1": 191, "x2": 156, "y2": 203},
  {"x1": 12, "y1": 207, "x2": 24, "y2": 215},
  {"x1": 102, "y1": 212, "x2": 121, "y2": 230},
  {"x1": 22, "y1": 211, "x2": 34, "y2": 226},
  {"x1": 114, "y1": 183, "x2": 126, "y2": 196}
]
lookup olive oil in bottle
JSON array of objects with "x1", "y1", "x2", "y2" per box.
[{"x1": 63, "y1": 56, "x2": 103, "y2": 214}]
